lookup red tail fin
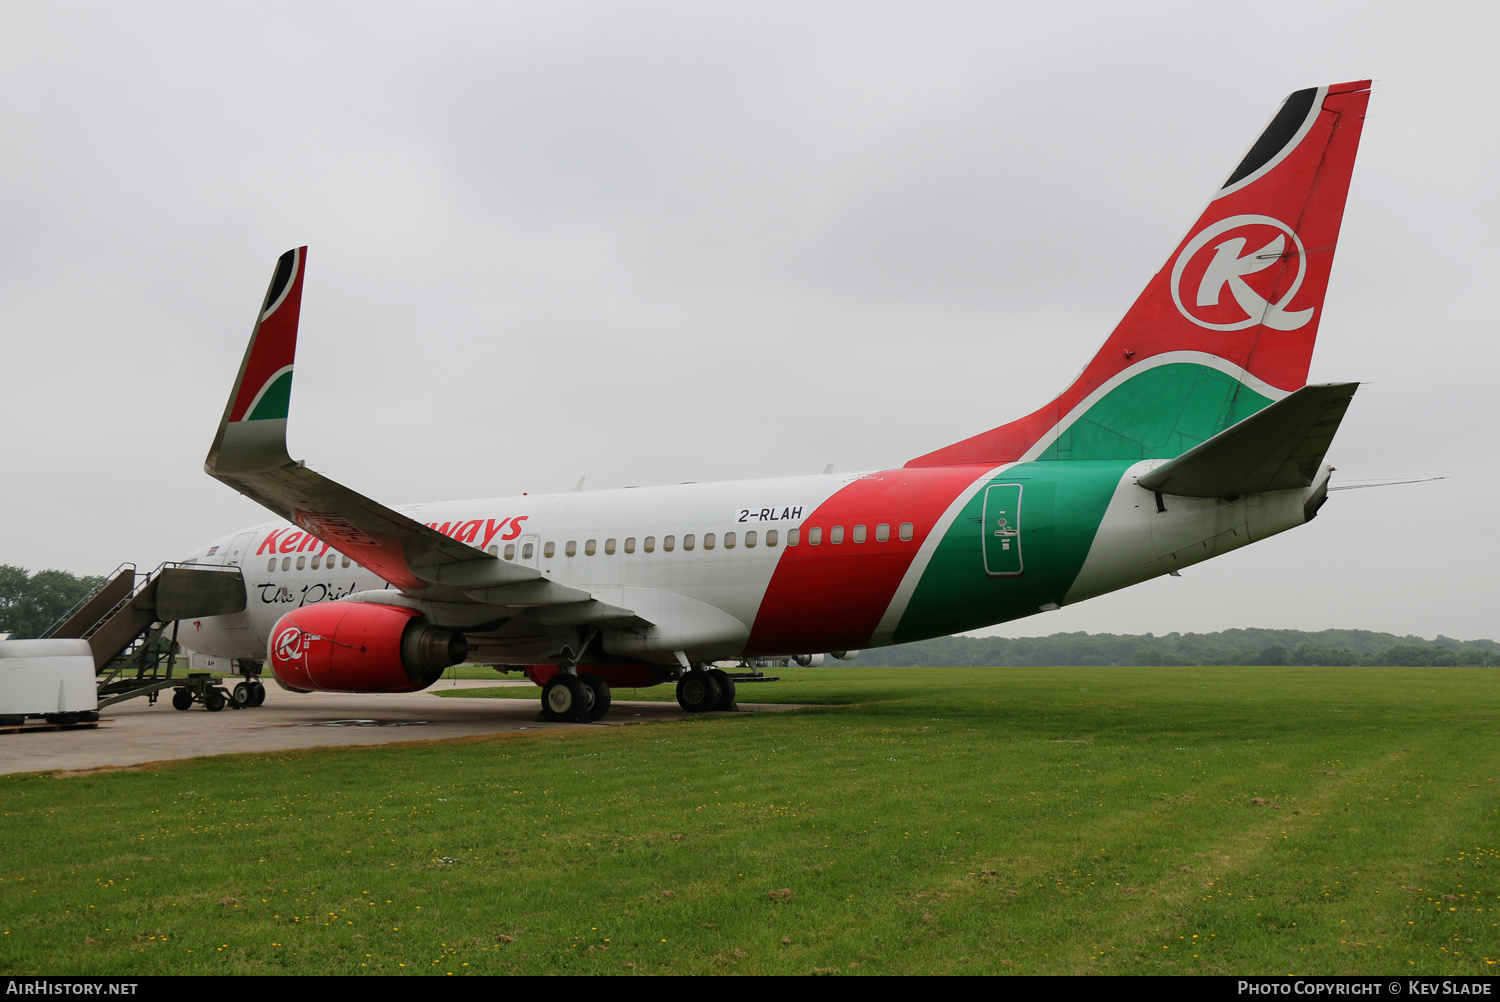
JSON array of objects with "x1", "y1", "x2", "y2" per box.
[{"x1": 908, "y1": 81, "x2": 1371, "y2": 468}]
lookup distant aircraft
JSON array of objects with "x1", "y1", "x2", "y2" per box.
[{"x1": 184, "y1": 80, "x2": 1372, "y2": 722}]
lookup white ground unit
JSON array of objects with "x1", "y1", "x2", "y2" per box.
[{"x1": 0, "y1": 639, "x2": 99, "y2": 723}]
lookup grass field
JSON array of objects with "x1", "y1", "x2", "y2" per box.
[{"x1": 1, "y1": 666, "x2": 1496, "y2": 975}]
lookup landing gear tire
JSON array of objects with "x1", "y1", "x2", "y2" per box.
[
  {"x1": 249, "y1": 682, "x2": 267, "y2": 707},
  {"x1": 541, "y1": 673, "x2": 593, "y2": 724},
  {"x1": 172, "y1": 689, "x2": 194, "y2": 711},
  {"x1": 579, "y1": 673, "x2": 611, "y2": 721},
  {"x1": 231, "y1": 683, "x2": 252, "y2": 709},
  {"x1": 204, "y1": 691, "x2": 226, "y2": 712},
  {"x1": 45, "y1": 712, "x2": 80, "y2": 726},
  {"x1": 706, "y1": 668, "x2": 737, "y2": 711},
  {"x1": 676, "y1": 670, "x2": 721, "y2": 714}
]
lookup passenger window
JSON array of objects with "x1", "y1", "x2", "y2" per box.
[
  {"x1": 853, "y1": 524, "x2": 866, "y2": 543},
  {"x1": 745, "y1": 530, "x2": 757, "y2": 547},
  {"x1": 664, "y1": 535, "x2": 675, "y2": 552},
  {"x1": 876, "y1": 523, "x2": 890, "y2": 542},
  {"x1": 830, "y1": 526, "x2": 844, "y2": 544},
  {"x1": 605, "y1": 538, "x2": 616, "y2": 555},
  {"x1": 486, "y1": 545, "x2": 498, "y2": 556},
  {"x1": 644, "y1": 536, "x2": 656, "y2": 553},
  {"x1": 282, "y1": 556, "x2": 291, "y2": 571},
  {"x1": 766, "y1": 529, "x2": 779, "y2": 546},
  {"x1": 788, "y1": 528, "x2": 800, "y2": 546},
  {"x1": 624, "y1": 537, "x2": 637, "y2": 554},
  {"x1": 268, "y1": 558, "x2": 276, "y2": 572},
  {"x1": 522, "y1": 542, "x2": 534, "y2": 559},
  {"x1": 724, "y1": 532, "x2": 736, "y2": 549},
  {"x1": 544, "y1": 541, "x2": 556, "y2": 558},
  {"x1": 342, "y1": 555, "x2": 351, "y2": 568},
  {"x1": 683, "y1": 534, "x2": 695, "y2": 551},
  {"x1": 704, "y1": 532, "x2": 715, "y2": 549},
  {"x1": 504, "y1": 543, "x2": 516, "y2": 560},
  {"x1": 565, "y1": 540, "x2": 577, "y2": 557},
  {"x1": 808, "y1": 527, "x2": 822, "y2": 545},
  {"x1": 296, "y1": 555, "x2": 306, "y2": 570},
  {"x1": 899, "y1": 522, "x2": 914, "y2": 541}
]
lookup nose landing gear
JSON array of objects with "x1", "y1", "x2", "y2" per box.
[
  {"x1": 230, "y1": 680, "x2": 267, "y2": 708},
  {"x1": 168, "y1": 672, "x2": 266, "y2": 711}
]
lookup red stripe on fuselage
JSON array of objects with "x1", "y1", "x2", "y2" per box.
[{"x1": 746, "y1": 466, "x2": 987, "y2": 654}]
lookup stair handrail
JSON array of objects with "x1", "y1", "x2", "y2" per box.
[
  {"x1": 76, "y1": 560, "x2": 242, "y2": 641},
  {"x1": 39, "y1": 562, "x2": 137, "y2": 639}
]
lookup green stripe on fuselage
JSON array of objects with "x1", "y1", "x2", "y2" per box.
[
  {"x1": 892, "y1": 364, "x2": 1275, "y2": 642},
  {"x1": 893, "y1": 460, "x2": 1130, "y2": 643},
  {"x1": 1035, "y1": 363, "x2": 1272, "y2": 461},
  {"x1": 246, "y1": 370, "x2": 294, "y2": 422}
]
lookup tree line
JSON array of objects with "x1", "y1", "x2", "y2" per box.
[
  {"x1": 842, "y1": 628, "x2": 1500, "y2": 668},
  {"x1": 0, "y1": 566, "x2": 105, "y2": 639}
]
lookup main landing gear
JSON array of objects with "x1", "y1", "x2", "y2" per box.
[
  {"x1": 675, "y1": 667, "x2": 737, "y2": 714},
  {"x1": 540, "y1": 671, "x2": 612, "y2": 724}
]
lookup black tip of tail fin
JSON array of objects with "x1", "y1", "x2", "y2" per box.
[
  {"x1": 1136, "y1": 382, "x2": 1358, "y2": 498},
  {"x1": 262, "y1": 249, "x2": 298, "y2": 317},
  {"x1": 1223, "y1": 87, "x2": 1320, "y2": 189}
]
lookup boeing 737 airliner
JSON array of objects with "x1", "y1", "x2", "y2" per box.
[{"x1": 181, "y1": 81, "x2": 1372, "y2": 723}]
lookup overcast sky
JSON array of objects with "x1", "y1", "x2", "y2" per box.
[{"x1": 2, "y1": 1, "x2": 1495, "y2": 642}]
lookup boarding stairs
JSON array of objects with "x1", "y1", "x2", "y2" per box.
[{"x1": 42, "y1": 562, "x2": 247, "y2": 709}]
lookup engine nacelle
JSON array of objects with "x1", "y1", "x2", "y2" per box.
[
  {"x1": 268, "y1": 602, "x2": 468, "y2": 693},
  {"x1": 830, "y1": 650, "x2": 860, "y2": 661},
  {"x1": 793, "y1": 654, "x2": 825, "y2": 667}
]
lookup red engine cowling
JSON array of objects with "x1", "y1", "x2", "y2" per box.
[
  {"x1": 269, "y1": 602, "x2": 468, "y2": 693},
  {"x1": 525, "y1": 664, "x2": 663, "y2": 689}
]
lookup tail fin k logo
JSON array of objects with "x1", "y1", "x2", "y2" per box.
[{"x1": 1170, "y1": 214, "x2": 1314, "y2": 332}]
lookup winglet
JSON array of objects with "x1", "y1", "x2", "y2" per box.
[
  {"x1": 205, "y1": 247, "x2": 306, "y2": 476},
  {"x1": 200, "y1": 248, "x2": 550, "y2": 598}
]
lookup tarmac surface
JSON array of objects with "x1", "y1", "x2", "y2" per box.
[{"x1": 1, "y1": 678, "x2": 803, "y2": 776}]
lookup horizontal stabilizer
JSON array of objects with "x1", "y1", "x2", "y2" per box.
[{"x1": 1136, "y1": 382, "x2": 1358, "y2": 498}]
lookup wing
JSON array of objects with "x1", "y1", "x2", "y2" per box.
[{"x1": 204, "y1": 248, "x2": 542, "y2": 597}]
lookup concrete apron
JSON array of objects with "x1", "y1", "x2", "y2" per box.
[{"x1": 0, "y1": 678, "x2": 804, "y2": 776}]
